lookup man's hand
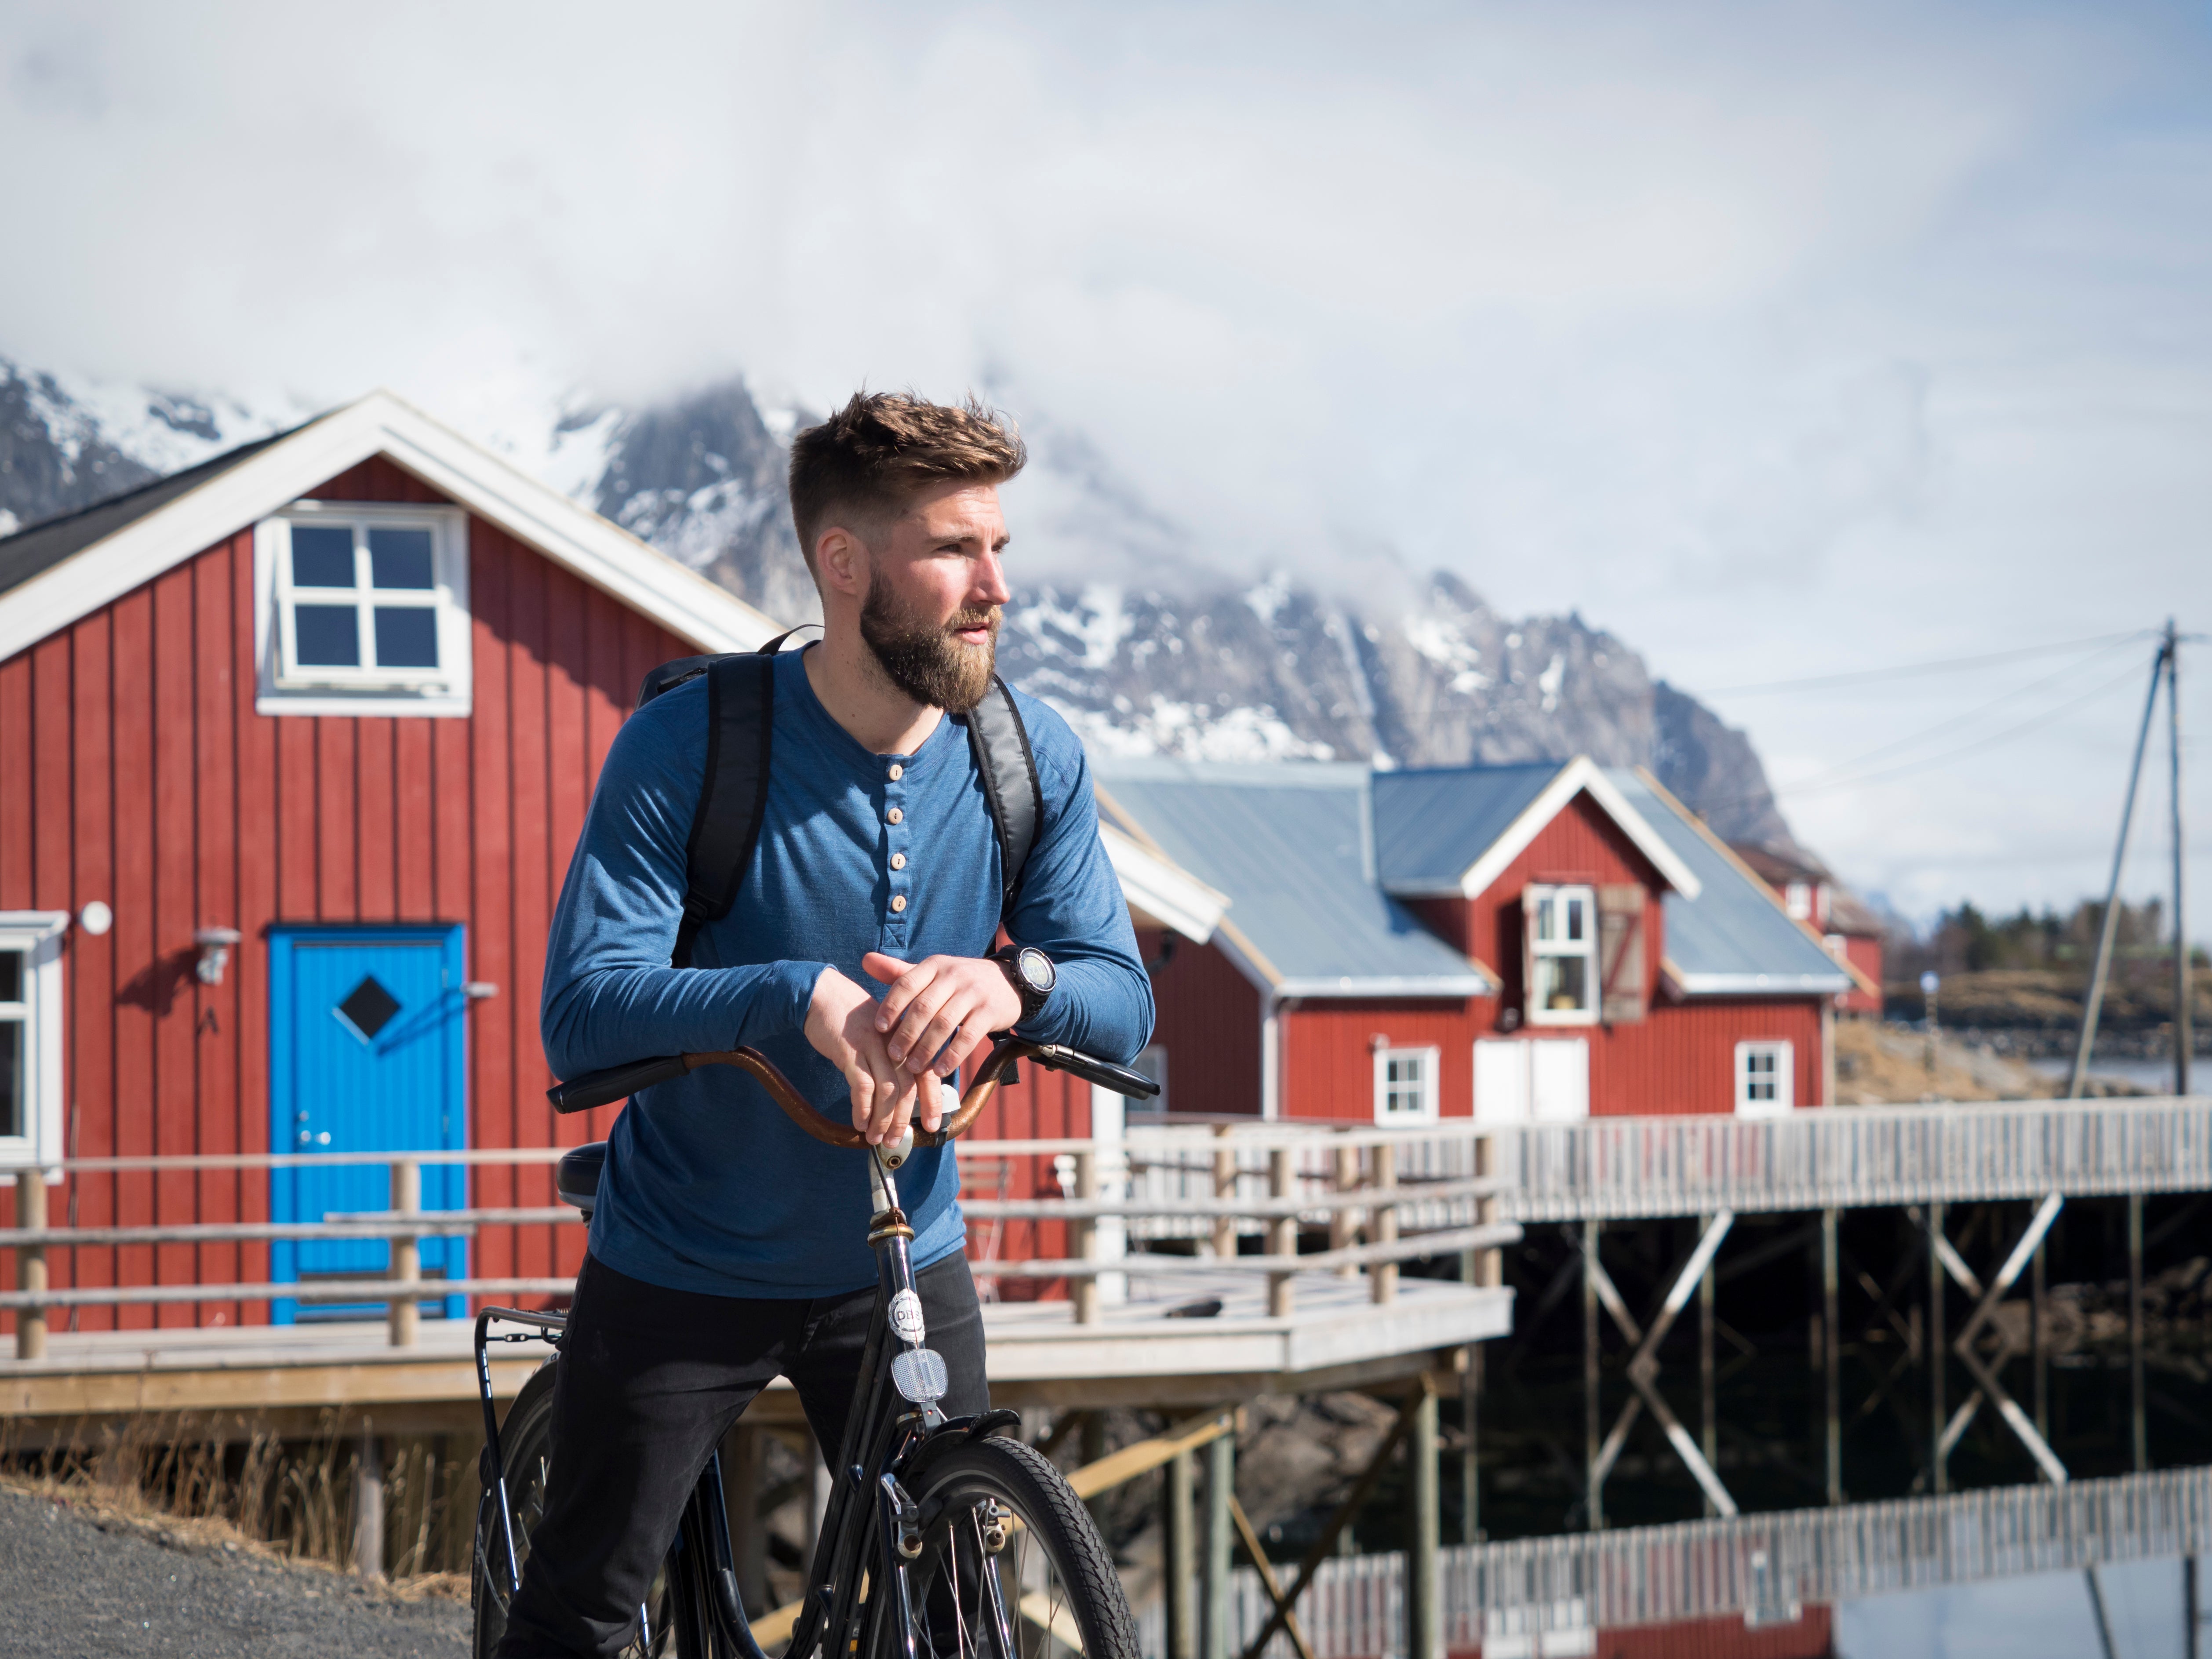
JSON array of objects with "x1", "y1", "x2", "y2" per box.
[
  {"x1": 865, "y1": 951, "x2": 1022, "y2": 1088},
  {"x1": 805, "y1": 967, "x2": 926, "y2": 1146}
]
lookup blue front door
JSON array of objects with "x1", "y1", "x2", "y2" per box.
[{"x1": 269, "y1": 926, "x2": 468, "y2": 1322}]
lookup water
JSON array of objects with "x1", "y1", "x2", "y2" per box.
[
  {"x1": 2029, "y1": 1055, "x2": 2196, "y2": 1094},
  {"x1": 1840, "y1": 1558, "x2": 2205, "y2": 1659}
]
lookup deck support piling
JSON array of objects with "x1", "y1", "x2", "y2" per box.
[
  {"x1": 1928, "y1": 1199, "x2": 1947, "y2": 1493},
  {"x1": 1461, "y1": 1334, "x2": 1481, "y2": 1544},
  {"x1": 1165, "y1": 1448, "x2": 1197, "y2": 1659},
  {"x1": 1698, "y1": 1215, "x2": 1716, "y2": 1515},
  {"x1": 14, "y1": 1170, "x2": 46, "y2": 1361},
  {"x1": 389, "y1": 1159, "x2": 420, "y2": 1350},
  {"x1": 2129, "y1": 1191, "x2": 2147, "y2": 1471},
  {"x1": 1267, "y1": 1149, "x2": 1297, "y2": 1317},
  {"x1": 1407, "y1": 1377, "x2": 1441, "y2": 1659},
  {"x1": 353, "y1": 1428, "x2": 384, "y2": 1580},
  {"x1": 1331, "y1": 1142, "x2": 1360, "y2": 1277},
  {"x1": 1202, "y1": 1430, "x2": 1234, "y2": 1659},
  {"x1": 1823, "y1": 1208, "x2": 1841, "y2": 1505},
  {"x1": 1583, "y1": 1220, "x2": 1602, "y2": 1531},
  {"x1": 2032, "y1": 1221, "x2": 2049, "y2": 1439},
  {"x1": 1370, "y1": 1144, "x2": 1398, "y2": 1306},
  {"x1": 731, "y1": 1423, "x2": 766, "y2": 1615}
]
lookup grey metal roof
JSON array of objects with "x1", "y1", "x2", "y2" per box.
[
  {"x1": 1369, "y1": 763, "x2": 1562, "y2": 891},
  {"x1": 0, "y1": 424, "x2": 307, "y2": 600},
  {"x1": 1094, "y1": 758, "x2": 1494, "y2": 997},
  {"x1": 1605, "y1": 770, "x2": 1854, "y2": 994}
]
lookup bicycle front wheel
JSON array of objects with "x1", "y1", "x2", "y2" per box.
[{"x1": 876, "y1": 1435, "x2": 1136, "y2": 1659}]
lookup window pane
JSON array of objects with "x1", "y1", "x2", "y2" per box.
[
  {"x1": 372, "y1": 607, "x2": 439, "y2": 669},
  {"x1": 1538, "y1": 955, "x2": 1588, "y2": 1011},
  {"x1": 368, "y1": 528, "x2": 436, "y2": 589},
  {"x1": 293, "y1": 604, "x2": 361, "y2": 666},
  {"x1": 0, "y1": 1019, "x2": 20, "y2": 1139},
  {"x1": 1565, "y1": 895, "x2": 1586, "y2": 942},
  {"x1": 0, "y1": 950, "x2": 20, "y2": 1003},
  {"x1": 1535, "y1": 894, "x2": 1556, "y2": 942},
  {"x1": 290, "y1": 525, "x2": 357, "y2": 588}
]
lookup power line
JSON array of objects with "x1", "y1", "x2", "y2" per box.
[{"x1": 1694, "y1": 630, "x2": 2153, "y2": 696}]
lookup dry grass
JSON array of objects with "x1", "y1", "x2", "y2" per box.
[{"x1": 0, "y1": 1408, "x2": 473, "y2": 1596}]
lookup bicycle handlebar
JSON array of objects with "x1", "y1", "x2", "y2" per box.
[{"x1": 546, "y1": 1036, "x2": 1159, "y2": 1150}]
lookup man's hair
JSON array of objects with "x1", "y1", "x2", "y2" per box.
[{"x1": 787, "y1": 392, "x2": 1027, "y2": 573}]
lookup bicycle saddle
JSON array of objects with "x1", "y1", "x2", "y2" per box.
[{"x1": 557, "y1": 1142, "x2": 608, "y2": 1220}]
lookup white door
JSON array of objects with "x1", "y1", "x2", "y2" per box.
[
  {"x1": 1474, "y1": 1038, "x2": 1532, "y2": 1126},
  {"x1": 1529, "y1": 1038, "x2": 1591, "y2": 1122}
]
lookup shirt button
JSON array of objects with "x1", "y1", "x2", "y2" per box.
[
  {"x1": 891, "y1": 895, "x2": 908, "y2": 913},
  {"x1": 890, "y1": 852, "x2": 907, "y2": 871},
  {"x1": 887, "y1": 807, "x2": 903, "y2": 825},
  {"x1": 888, "y1": 764, "x2": 904, "y2": 782}
]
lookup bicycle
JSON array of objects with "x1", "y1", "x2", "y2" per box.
[{"x1": 469, "y1": 1033, "x2": 1159, "y2": 1659}]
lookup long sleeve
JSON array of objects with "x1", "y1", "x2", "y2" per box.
[{"x1": 538, "y1": 689, "x2": 823, "y2": 1083}]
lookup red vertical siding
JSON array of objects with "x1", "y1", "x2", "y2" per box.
[
  {"x1": 1142, "y1": 934, "x2": 1264, "y2": 1117},
  {"x1": 0, "y1": 459, "x2": 695, "y2": 1329},
  {"x1": 963, "y1": 1062, "x2": 1091, "y2": 1299}
]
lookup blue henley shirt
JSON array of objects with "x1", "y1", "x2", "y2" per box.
[{"x1": 539, "y1": 645, "x2": 1154, "y2": 1298}]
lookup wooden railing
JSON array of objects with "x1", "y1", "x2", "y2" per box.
[{"x1": 0, "y1": 1125, "x2": 1519, "y2": 1358}]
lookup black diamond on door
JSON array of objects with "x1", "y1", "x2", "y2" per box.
[{"x1": 335, "y1": 974, "x2": 402, "y2": 1042}]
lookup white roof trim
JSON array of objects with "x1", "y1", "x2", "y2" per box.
[
  {"x1": 1100, "y1": 822, "x2": 1228, "y2": 944},
  {"x1": 0, "y1": 389, "x2": 784, "y2": 666},
  {"x1": 1668, "y1": 969, "x2": 1854, "y2": 995},
  {"x1": 1275, "y1": 972, "x2": 1496, "y2": 999},
  {"x1": 1433, "y1": 756, "x2": 1703, "y2": 902}
]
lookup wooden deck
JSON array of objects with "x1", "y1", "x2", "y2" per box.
[{"x1": 0, "y1": 1267, "x2": 1511, "y2": 1443}]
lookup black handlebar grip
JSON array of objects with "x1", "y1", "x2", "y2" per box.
[
  {"x1": 546, "y1": 1055, "x2": 689, "y2": 1115},
  {"x1": 1031, "y1": 1044, "x2": 1161, "y2": 1099}
]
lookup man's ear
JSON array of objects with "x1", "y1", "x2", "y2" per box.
[{"x1": 815, "y1": 524, "x2": 870, "y2": 600}]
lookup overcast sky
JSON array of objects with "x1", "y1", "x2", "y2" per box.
[{"x1": 4, "y1": 0, "x2": 2208, "y2": 930}]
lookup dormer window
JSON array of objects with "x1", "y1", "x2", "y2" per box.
[
  {"x1": 1784, "y1": 881, "x2": 1812, "y2": 920},
  {"x1": 254, "y1": 505, "x2": 472, "y2": 716},
  {"x1": 1526, "y1": 884, "x2": 1598, "y2": 1026}
]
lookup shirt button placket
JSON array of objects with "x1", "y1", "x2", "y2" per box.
[{"x1": 884, "y1": 760, "x2": 910, "y2": 947}]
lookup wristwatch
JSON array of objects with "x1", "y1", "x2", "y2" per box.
[{"x1": 992, "y1": 945, "x2": 1057, "y2": 1028}]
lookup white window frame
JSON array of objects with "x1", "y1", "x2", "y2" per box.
[
  {"x1": 0, "y1": 913, "x2": 69, "y2": 1172},
  {"x1": 1783, "y1": 881, "x2": 1813, "y2": 920},
  {"x1": 1374, "y1": 1044, "x2": 1440, "y2": 1124},
  {"x1": 1735, "y1": 1039, "x2": 1794, "y2": 1117},
  {"x1": 1526, "y1": 883, "x2": 1599, "y2": 1027},
  {"x1": 253, "y1": 503, "x2": 473, "y2": 717}
]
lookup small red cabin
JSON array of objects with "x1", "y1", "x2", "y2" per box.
[
  {"x1": 1730, "y1": 843, "x2": 1886, "y2": 1018},
  {"x1": 1097, "y1": 756, "x2": 1866, "y2": 1124}
]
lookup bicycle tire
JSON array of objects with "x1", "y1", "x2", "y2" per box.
[
  {"x1": 872, "y1": 1435, "x2": 1137, "y2": 1659},
  {"x1": 471, "y1": 1361, "x2": 709, "y2": 1658}
]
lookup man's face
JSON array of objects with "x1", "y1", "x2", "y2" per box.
[{"x1": 856, "y1": 480, "x2": 1011, "y2": 714}]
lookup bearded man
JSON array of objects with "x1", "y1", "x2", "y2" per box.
[{"x1": 502, "y1": 393, "x2": 1153, "y2": 1657}]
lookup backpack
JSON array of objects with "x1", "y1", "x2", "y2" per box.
[{"x1": 637, "y1": 630, "x2": 1042, "y2": 969}]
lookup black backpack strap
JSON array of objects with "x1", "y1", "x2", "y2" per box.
[
  {"x1": 964, "y1": 674, "x2": 1042, "y2": 918},
  {"x1": 672, "y1": 654, "x2": 775, "y2": 969}
]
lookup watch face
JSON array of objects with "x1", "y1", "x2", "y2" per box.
[{"x1": 1017, "y1": 946, "x2": 1056, "y2": 992}]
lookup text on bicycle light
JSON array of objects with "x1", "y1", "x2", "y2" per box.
[{"x1": 888, "y1": 1288, "x2": 927, "y2": 1344}]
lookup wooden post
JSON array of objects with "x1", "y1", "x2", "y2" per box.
[
  {"x1": 1928, "y1": 1199, "x2": 1946, "y2": 1493},
  {"x1": 1369, "y1": 1142, "x2": 1398, "y2": 1305},
  {"x1": 1406, "y1": 1379, "x2": 1441, "y2": 1659},
  {"x1": 1474, "y1": 1135, "x2": 1502, "y2": 1288},
  {"x1": 354, "y1": 1428, "x2": 385, "y2": 1580},
  {"x1": 389, "y1": 1158, "x2": 420, "y2": 1350},
  {"x1": 1267, "y1": 1147, "x2": 1297, "y2": 1317},
  {"x1": 1165, "y1": 1448, "x2": 1197, "y2": 1659},
  {"x1": 1823, "y1": 1208, "x2": 1841, "y2": 1505},
  {"x1": 1202, "y1": 1429, "x2": 1235, "y2": 1659},
  {"x1": 1698, "y1": 1214, "x2": 1716, "y2": 1513},
  {"x1": 1583, "y1": 1219, "x2": 1602, "y2": 1530},
  {"x1": 1330, "y1": 1139, "x2": 1361, "y2": 1277},
  {"x1": 2129, "y1": 1191, "x2": 2146, "y2": 1471},
  {"x1": 1212, "y1": 1125, "x2": 1238, "y2": 1260},
  {"x1": 2032, "y1": 1219, "x2": 2050, "y2": 1438},
  {"x1": 15, "y1": 1170, "x2": 47, "y2": 1361},
  {"x1": 1073, "y1": 1148, "x2": 1100, "y2": 1326},
  {"x1": 1461, "y1": 1340, "x2": 1482, "y2": 1544}
]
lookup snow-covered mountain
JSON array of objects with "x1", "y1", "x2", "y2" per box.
[{"x1": 0, "y1": 356, "x2": 1804, "y2": 855}]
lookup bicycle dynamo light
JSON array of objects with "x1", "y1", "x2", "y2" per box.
[{"x1": 891, "y1": 1347, "x2": 949, "y2": 1404}]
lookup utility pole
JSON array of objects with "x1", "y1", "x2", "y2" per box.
[
  {"x1": 2071, "y1": 639, "x2": 2170, "y2": 1098},
  {"x1": 2171, "y1": 618, "x2": 2191, "y2": 1097}
]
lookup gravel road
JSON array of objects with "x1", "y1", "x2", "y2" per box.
[{"x1": 0, "y1": 1483, "x2": 470, "y2": 1658}]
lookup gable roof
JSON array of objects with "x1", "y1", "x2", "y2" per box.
[
  {"x1": 0, "y1": 390, "x2": 781, "y2": 666},
  {"x1": 1099, "y1": 822, "x2": 1229, "y2": 944},
  {"x1": 1095, "y1": 759, "x2": 1496, "y2": 999},
  {"x1": 1370, "y1": 756, "x2": 1702, "y2": 901},
  {"x1": 1607, "y1": 768, "x2": 1859, "y2": 995}
]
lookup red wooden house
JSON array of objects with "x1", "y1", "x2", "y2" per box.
[{"x1": 1097, "y1": 756, "x2": 1870, "y2": 1124}]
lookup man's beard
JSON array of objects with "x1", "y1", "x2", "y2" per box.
[{"x1": 859, "y1": 581, "x2": 1001, "y2": 714}]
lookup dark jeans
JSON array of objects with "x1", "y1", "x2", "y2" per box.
[{"x1": 493, "y1": 1250, "x2": 990, "y2": 1659}]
